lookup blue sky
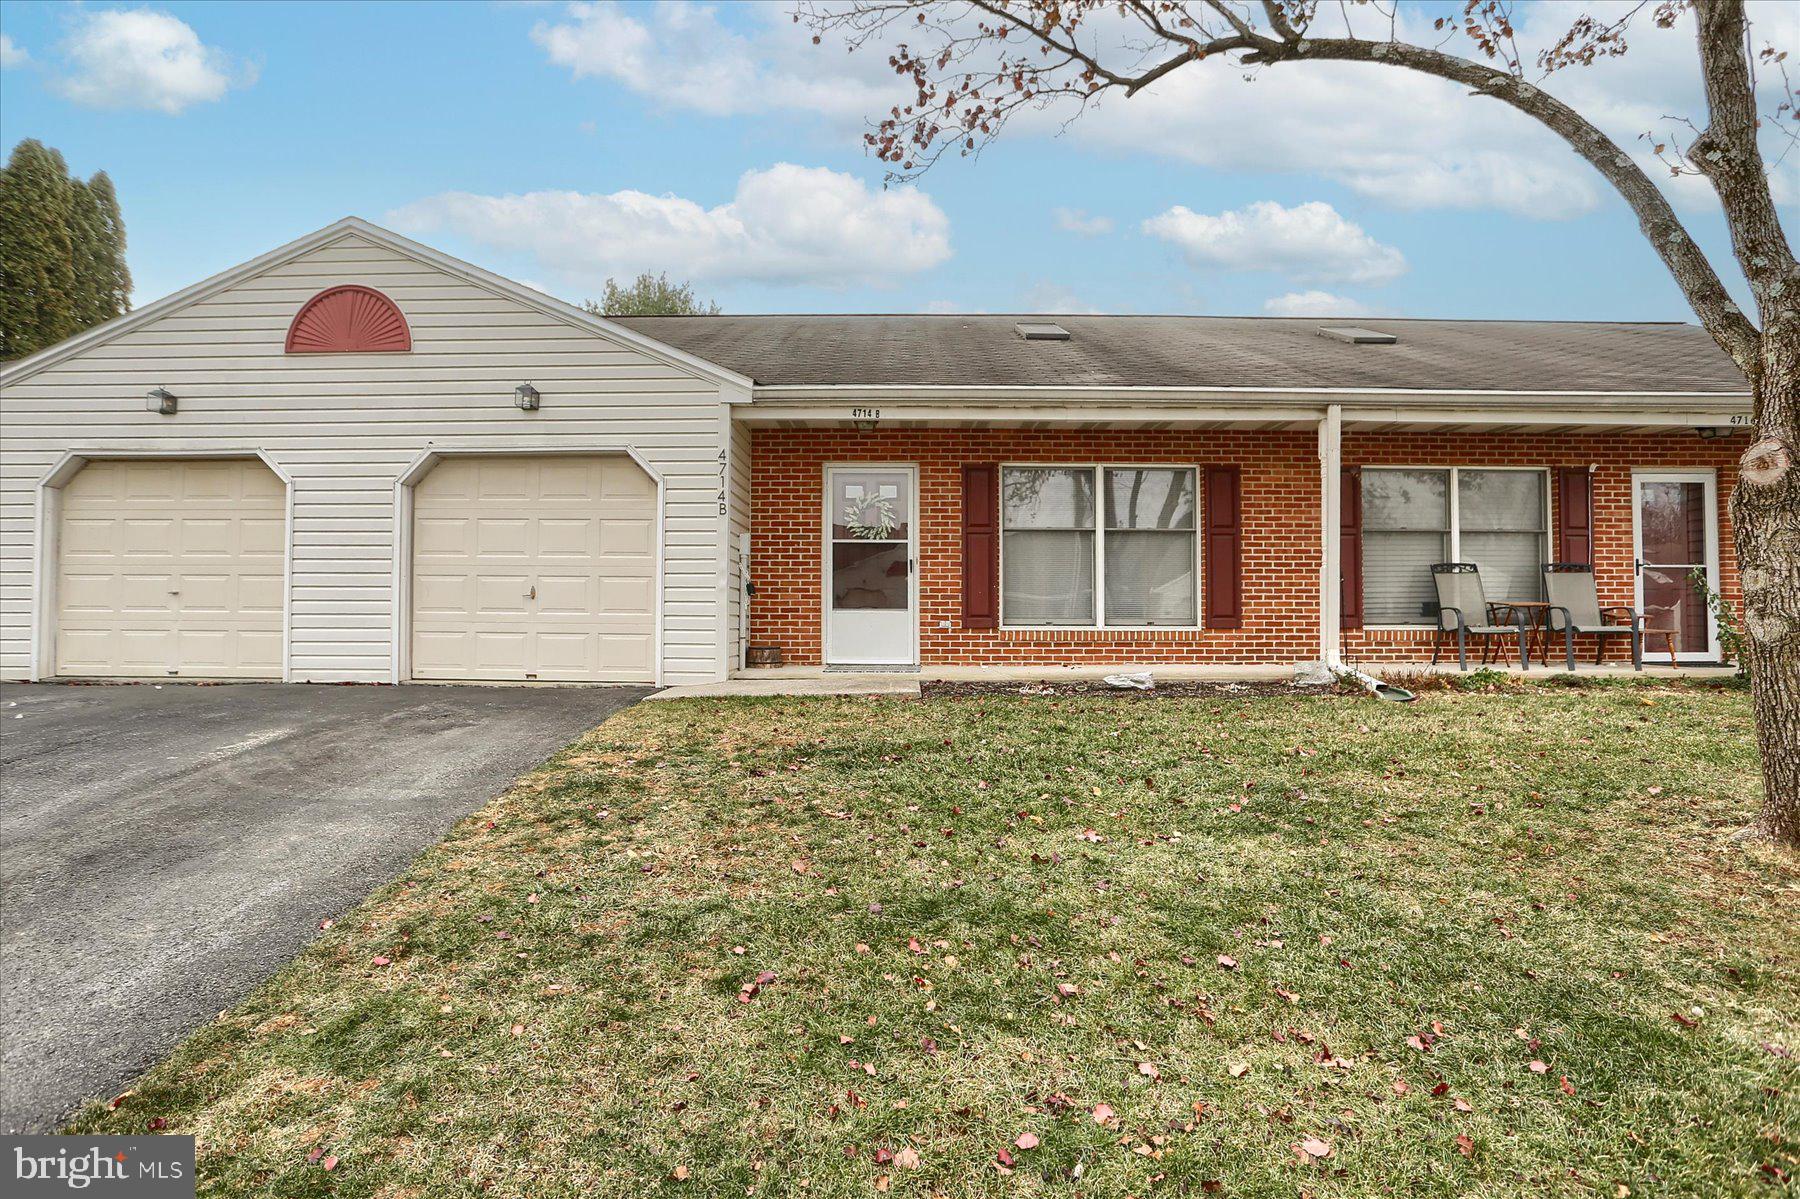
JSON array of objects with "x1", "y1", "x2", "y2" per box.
[{"x1": 0, "y1": 1, "x2": 1789, "y2": 321}]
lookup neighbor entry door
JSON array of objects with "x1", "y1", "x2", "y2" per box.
[
  {"x1": 824, "y1": 466, "x2": 917, "y2": 666},
  {"x1": 1633, "y1": 470, "x2": 1720, "y2": 662}
]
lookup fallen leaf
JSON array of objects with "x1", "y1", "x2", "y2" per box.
[
  {"x1": 1217, "y1": 955, "x2": 1238, "y2": 970},
  {"x1": 1299, "y1": 1137, "x2": 1332, "y2": 1160},
  {"x1": 1138, "y1": 1061, "x2": 1160, "y2": 1079},
  {"x1": 1227, "y1": 1062, "x2": 1250, "y2": 1078},
  {"x1": 1528, "y1": 1060, "x2": 1548, "y2": 1074},
  {"x1": 1560, "y1": 1076, "x2": 1576, "y2": 1096},
  {"x1": 791, "y1": 859, "x2": 810, "y2": 875},
  {"x1": 321, "y1": 1156, "x2": 339, "y2": 1172},
  {"x1": 1455, "y1": 1134, "x2": 1475, "y2": 1158},
  {"x1": 1091, "y1": 1102, "x2": 1116, "y2": 1124},
  {"x1": 371, "y1": 956, "x2": 391, "y2": 967},
  {"x1": 894, "y1": 1147, "x2": 921, "y2": 1169},
  {"x1": 672, "y1": 1164, "x2": 690, "y2": 1181},
  {"x1": 1014, "y1": 1132, "x2": 1039, "y2": 1150}
]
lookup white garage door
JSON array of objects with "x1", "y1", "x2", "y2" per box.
[
  {"x1": 56, "y1": 458, "x2": 285, "y2": 679},
  {"x1": 410, "y1": 455, "x2": 657, "y2": 683}
]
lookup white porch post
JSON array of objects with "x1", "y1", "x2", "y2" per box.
[{"x1": 1318, "y1": 404, "x2": 1343, "y2": 666}]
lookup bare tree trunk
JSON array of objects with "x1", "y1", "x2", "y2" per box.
[{"x1": 1735, "y1": 341, "x2": 1800, "y2": 843}]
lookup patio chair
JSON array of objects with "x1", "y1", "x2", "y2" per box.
[
  {"x1": 1542, "y1": 563, "x2": 1642, "y2": 671},
  {"x1": 1430, "y1": 563, "x2": 1532, "y2": 671}
]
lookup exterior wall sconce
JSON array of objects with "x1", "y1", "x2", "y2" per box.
[
  {"x1": 514, "y1": 382, "x2": 541, "y2": 411},
  {"x1": 1696, "y1": 426, "x2": 1732, "y2": 440},
  {"x1": 852, "y1": 418, "x2": 878, "y2": 433},
  {"x1": 146, "y1": 387, "x2": 178, "y2": 415}
]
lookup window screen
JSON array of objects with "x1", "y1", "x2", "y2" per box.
[
  {"x1": 1457, "y1": 470, "x2": 1546, "y2": 604},
  {"x1": 1002, "y1": 467, "x2": 1096, "y2": 625},
  {"x1": 1103, "y1": 468, "x2": 1196, "y2": 626},
  {"x1": 1362, "y1": 469, "x2": 1449, "y2": 624}
]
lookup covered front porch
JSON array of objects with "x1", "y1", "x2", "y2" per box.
[{"x1": 730, "y1": 387, "x2": 1748, "y2": 677}]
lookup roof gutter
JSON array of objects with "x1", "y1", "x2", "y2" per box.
[{"x1": 739, "y1": 384, "x2": 1750, "y2": 408}]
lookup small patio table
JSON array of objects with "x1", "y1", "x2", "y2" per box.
[{"x1": 1493, "y1": 600, "x2": 1552, "y2": 665}]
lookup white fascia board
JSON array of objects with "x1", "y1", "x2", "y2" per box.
[
  {"x1": 735, "y1": 387, "x2": 1751, "y2": 427},
  {"x1": 743, "y1": 384, "x2": 1749, "y2": 406},
  {"x1": 1, "y1": 216, "x2": 753, "y2": 393}
]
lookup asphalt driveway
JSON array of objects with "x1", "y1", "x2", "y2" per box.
[{"x1": 0, "y1": 680, "x2": 648, "y2": 1133}]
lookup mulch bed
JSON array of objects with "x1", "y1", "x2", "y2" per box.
[{"x1": 921, "y1": 678, "x2": 1336, "y2": 700}]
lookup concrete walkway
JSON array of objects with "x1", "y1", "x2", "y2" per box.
[{"x1": 646, "y1": 660, "x2": 1735, "y2": 699}]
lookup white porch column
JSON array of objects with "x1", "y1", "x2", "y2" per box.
[{"x1": 1318, "y1": 404, "x2": 1343, "y2": 665}]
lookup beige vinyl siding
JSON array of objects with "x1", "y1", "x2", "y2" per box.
[{"x1": 0, "y1": 232, "x2": 731, "y2": 684}]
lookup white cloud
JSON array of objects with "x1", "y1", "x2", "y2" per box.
[
  {"x1": 52, "y1": 10, "x2": 252, "y2": 114},
  {"x1": 1262, "y1": 290, "x2": 1379, "y2": 318},
  {"x1": 1052, "y1": 207, "x2": 1114, "y2": 236},
  {"x1": 0, "y1": 34, "x2": 28, "y2": 69},
  {"x1": 566, "y1": 1, "x2": 1792, "y2": 220},
  {"x1": 1018, "y1": 281, "x2": 1106, "y2": 314},
  {"x1": 1143, "y1": 201, "x2": 1407, "y2": 287},
  {"x1": 388, "y1": 163, "x2": 950, "y2": 289},
  {"x1": 532, "y1": 1, "x2": 898, "y2": 121}
]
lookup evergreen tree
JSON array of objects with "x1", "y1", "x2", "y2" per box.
[
  {"x1": 0, "y1": 140, "x2": 131, "y2": 361},
  {"x1": 88, "y1": 172, "x2": 132, "y2": 320}
]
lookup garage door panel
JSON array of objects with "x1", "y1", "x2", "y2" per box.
[
  {"x1": 57, "y1": 459, "x2": 285, "y2": 679},
  {"x1": 413, "y1": 573, "x2": 471, "y2": 614},
  {"x1": 535, "y1": 574, "x2": 592, "y2": 614},
  {"x1": 599, "y1": 459, "x2": 656, "y2": 500},
  {"x1": 538, "y1": 518, "x2": 592, "y2": 556},
  {"x1": 237, "y1": 572, "x2": 286, "y2": 614},
  {"x1": 596, "y1": 634, "x2": 654, "y2": 671},
  {"x1": 240, "y1": 517, "x2": 286, "y2": 555},
  {"x1": 120, "y1": 466, "x2": 180, "y2": 503},
  {"x1": 599, "y1": 518, "x2": 653, "y2": 556},
  {"x1": 476, "y1": 518, "x2": 531, "y2": 556},
  {"x1": 598, "y1": 576, "x2": 654, "y2": 614},
  {"x1": 118, "y1": 574, "x2": 178, "y2": 613},
  {"x1": 122, "y1": 518, "x2": 177, "y2": 556},
  {"x1": 415, "y1": 516, "x2": 469, "y2": 556},
  {"x1": 411, "y1": 454, "x2": 656, "y2": 683},
  {"x1": 539, "y1": 461, "x2": 597, "y2": 500}
]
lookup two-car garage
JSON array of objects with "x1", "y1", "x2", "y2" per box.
[
  {"x1": 0, "y1": 218, "x2": 746, "y2": 688},
  {"x1": 41, "y1": 452, "x2": 659, "y2": 684}
]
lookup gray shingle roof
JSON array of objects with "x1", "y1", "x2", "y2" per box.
[{"x1": 610, "y1": 314, "x2": 1746, "y2": 394}]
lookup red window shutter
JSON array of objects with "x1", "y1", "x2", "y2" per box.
[
  {"x1": 1556, "y1": 467, "x2": 1594, "y2": 565},
  {"x1": 962, "y1": 463, "x2": 999, "y2": 628},
  {"x1": 1340, "y1": 467, "x2": 1363, "y2": 629},
  {"x1": 1203, "y1": 466, "x2": 1242, "y2": 629}
]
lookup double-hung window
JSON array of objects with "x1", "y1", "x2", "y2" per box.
[
  {"x1": 1001, "y1": 466, "x2": 1197, "y2": 627},
  {"x1": 1361, "y1": 467, "x2": 1548, "y2": 624}
]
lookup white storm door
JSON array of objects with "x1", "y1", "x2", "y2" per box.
[
  {"x1": 824, "y1": 466, "x2": 917, "y2": 666},
  {"x1": 1633, "y1": 471, "x2": 1720, "y2": 662}
]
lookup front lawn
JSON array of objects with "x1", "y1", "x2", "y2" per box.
[{"x1": 73, "y1": 687, "x2": 1797, "y2": 1197}]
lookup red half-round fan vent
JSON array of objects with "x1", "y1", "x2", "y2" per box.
[{"x1": 285, "y1": 285, "x2": 412, "y2": 353}]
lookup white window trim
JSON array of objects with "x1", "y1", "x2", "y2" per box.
[
  {"x1": 998, "y1": 462, "x2": 1203, "y2": 631},
  {"x1": 1361, "y1": 465, "x2": 1552, "y2": 630}
]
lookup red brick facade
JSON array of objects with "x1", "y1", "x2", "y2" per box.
[{"x1": 747, "y1": 426, "x2": 1741, "y2": 667}]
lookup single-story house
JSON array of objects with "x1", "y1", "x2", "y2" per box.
[{"x1": 0, "y1": 217, "x2": 1751, "y2": 686}]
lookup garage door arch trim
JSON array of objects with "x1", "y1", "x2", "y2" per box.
[
  {"x1": 392, "y1": 444, "x2": 666, "y2": 685},
  {"x1": 31, "y1": 449, "x2": 295, "y2": 681}
]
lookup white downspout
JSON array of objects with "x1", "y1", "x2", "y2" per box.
[{"x1": 1318, "y1": 403, "x2": 1343, "y2": 668}]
